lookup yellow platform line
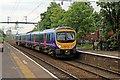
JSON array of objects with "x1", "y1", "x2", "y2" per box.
[{"x1": 11, "y1": 53, "x2": 36, "y2": 78}]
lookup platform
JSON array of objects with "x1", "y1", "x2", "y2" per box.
[
  {"x1": 2, "y1": 42, "x2": 58, "y2": 79},
  {"x1": 76, "y1": 47, "x2": 119, "y2": 58},
  {"x1": 0, "y1": 43, "x2": 2, "y2": 80}
]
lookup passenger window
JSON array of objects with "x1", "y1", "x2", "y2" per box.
[
  {"x1": 47, "y1": 34, "x2": 51, "y2": 43},
  {"x1": 40, "y1": 34, "x2": 44, "y2": 42}
]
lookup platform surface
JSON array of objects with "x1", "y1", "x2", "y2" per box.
[{"x1": 2, "y1": 42, "x2": 57, "y2": 79}]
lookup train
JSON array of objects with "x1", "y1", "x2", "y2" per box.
[{"x1": 15, "y1": 27, "x2": 77, "y2": 58}]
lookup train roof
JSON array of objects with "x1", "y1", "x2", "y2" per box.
[
  {"x1": 16, "y1": 26, "x2": 75, "y2": 36},
  {"x1": 16, "y1": 33, "x2": 25, "y2": 36},
  {"x1": 43, "y1": 26, "x2": 74, "y2": 31},
  {"x1": 43, "y1": 28, "x2": 55, "y2": 32},
  {"x1": 55, "y1": 26, "x2": 74, "y2": 30}
]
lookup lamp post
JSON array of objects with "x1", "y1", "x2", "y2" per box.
[
  {"x1": 99, "y1": 28, "x2": 103, "y2": 50},
  {"x1": 7, "y1": 16, "x2": 10, "y2": 24},
  {"x1": 24, "y1": 16, "x2": 27, "y2": 23}
]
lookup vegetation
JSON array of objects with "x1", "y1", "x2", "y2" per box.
[
  {"x1": 40, "y1": 2, "x2": 65, "y2": 30},
  {"x1": 32, "y1": 1, "x2": 120, "y2": 50},
  {"x1": 97, "y1": 2, "x2": 120, "y2": 37},
  {"x1": 33, "y1": 2, "x2": 97, "y2": 35},
  {"x1": 0, "y1": 29, "x2": 5, "y2": 42},
  {"x1": 77, "y1": 43, "x2": 93, "y2": 49},
  {"x1": 97, "y1": 2, "x2": 120, "y2": 50}
]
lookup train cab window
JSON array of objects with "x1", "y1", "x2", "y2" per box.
[{"x1": 56, "y1": 32, "x2": 75, "y2": 43}]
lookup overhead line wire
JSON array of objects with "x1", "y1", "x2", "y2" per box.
[
  {"x1": 10, "y1": 0, "x2": 21, "y2": 18},
  {"x1": 27, "y1": 2, "x2": 43, "y2": 16},
  {"x1": 20, "y1": 1, "x2": 43, "y2": 22}
]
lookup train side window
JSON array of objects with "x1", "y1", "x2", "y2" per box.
[
  {"x1": 34, "y1": 34, "x2": 36, "y2": 41},
  {"x1": 16, "y1": 36, "x2": 18, "y2": 40},
  {"x1": 29, "y1": 34, "x2": 31, "y2": 41},
  {"x1": 40, "y1": 34, "x2": 44, "y2": 42},
  {"x1": 19, "y1": 36, "x2": 21, "y2": 40},
  {"x1": 26, "y1": 35, "x2": 28, "y2": 41},
  {"x1": 35, "y1": 34, "x2": 38, "y2": 41},
  {"x1": 46, "y1": 34, "x2": 51, "y2": 43},
  {"x1": 31, "y1": 35, "x2": 34, "y2": 41},
  {"x1": 28, "y1": 34, "x2": 30, "y2": 41},
  {"x1": 36, "y1": 34, "x2": 39, "y2": 41},
  {"x1": 24, "y1": 35, "x2": 26, "y2": 40},
  {"x1": 21, "y1": 36, "x2": 23, "y2": 40}
]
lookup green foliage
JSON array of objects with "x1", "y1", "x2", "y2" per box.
[
  {"x1": 0, "y1": 29, "x2": 6, "y2": 42},
  {"x1": 63, "y1": 2, "x2": 95, "y2": 34},
  {"x1": 31, "y1": 24, "x2": 38, "y2": 32},
  {"x1": 30, "y1": 2, "x2": 120, "y2": 51},
  {"x1": 97, "y1": 2, "x2": 120, "y2": 50},
  {"x1": 4, "y1": 36, "x2": 12, "y2": 42},
  {"x1": 39, "y1": 2, "x2": 65, "y2": 30},
  {"x1": 61, "y1": 2, "x2": 98, "y2": 42},
  {"x1": 33, "y1": 2, "x2": 97, "y2": 35},
  {"x1": 97, "y1": 2, "x2": 120, "y2": 36}
]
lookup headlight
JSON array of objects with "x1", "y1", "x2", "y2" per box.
[
  {"x1": 71, "y1": 44, "x2": 75, "y2": 48},
  {"x1": 57, "y1": 44, "x2": 61, "y2": 48}
]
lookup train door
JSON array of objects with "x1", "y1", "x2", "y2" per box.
[
  {"x1": 34, "y1": 34, "x2": 36, "y2": 45},
  {"x1": 44, "y1": 33, "x2": 46, "y2": 46}
]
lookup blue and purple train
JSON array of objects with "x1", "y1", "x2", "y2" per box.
[{"x1": 15, "y1": 27, "x2": 77, "y2": 58}]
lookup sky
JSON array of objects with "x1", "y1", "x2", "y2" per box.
[{"x1": 0, "y1": 0, "x2": 100, "y2": 34}]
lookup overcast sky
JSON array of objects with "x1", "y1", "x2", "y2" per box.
[{"x1": 0, "y1": 0, "x2": 100, "y2": 34}]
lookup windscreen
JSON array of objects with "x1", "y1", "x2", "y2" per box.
[{"x1": 56, "y1": 32, "x2": 75, "y2": 43}]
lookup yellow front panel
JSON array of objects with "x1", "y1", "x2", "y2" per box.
[{"x1": 56, "y1": 40, "x2": 76, "y2": 50}]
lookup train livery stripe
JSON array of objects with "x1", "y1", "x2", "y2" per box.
[
  {"x1": 56, "y1": 30, "x2": 75, "y2": 32},
  {"x1": 11, "y1": 53, "x2": 36, "y2": 78}
]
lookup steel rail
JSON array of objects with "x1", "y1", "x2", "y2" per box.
[
  {"x1": 13, "y1": 45, "x2": 79, "y2": 80},
  {"x1": 64, "y1": 60, "x2": 120, "y2": 80},
  {"x1": 76, "y1": 60, "x2": 120, "y2": 75}
]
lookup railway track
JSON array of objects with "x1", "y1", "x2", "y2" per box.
[
  {"x1": 22, "y1": 50, "x2": 79, "y2": 80},
  {"x1": 10, "y1": 43, "x2": 79, "y2": 80},
  {"x1": 64, "y1": 60, "x2": 120, "y2": 79},
  {"x1": 77, "y1": 50, "x2": 120, "y2": 73},
  {"x1": 9, "y1": 42, "x2": 120, "y2": 79},
  {"x1": 77, "y1": 60, "x2": 120, "y2": 75}
]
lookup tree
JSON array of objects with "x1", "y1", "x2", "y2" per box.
[
  {"x1": 97, "y1": 2, "x2": 120, "y2": 50},
  {"x1": 62, "y1": 2, "x2": 96, "y2": 36},
  {"x1": 39, "y1": 2, "x2": 65, "y2": 30},
  {"x1": 97, "y1": 2, "x2": 120, "y2": 38},
  {"x1": 0, "y1": 29, "x2": 5, "y2": 42},
  {"x1": 31, "y1": 24, "x2": 38, "y2": 32}
]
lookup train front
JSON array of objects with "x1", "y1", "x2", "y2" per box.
[{"x1": 55, "y1": 27, "x2": 77, "y2": 58}]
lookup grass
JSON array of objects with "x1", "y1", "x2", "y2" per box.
[{"x1": 77, "y1": 43, "x2": 93, "y2": 49}]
